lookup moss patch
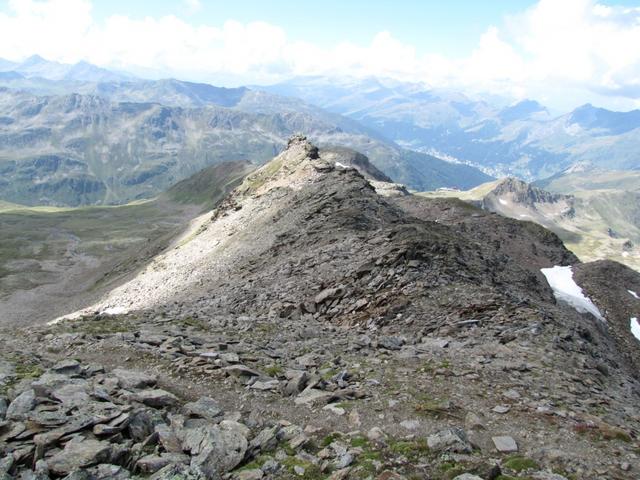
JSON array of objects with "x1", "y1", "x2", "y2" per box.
[{"x1": 503, "y1": 456, "x2": 539, "y2": 472}]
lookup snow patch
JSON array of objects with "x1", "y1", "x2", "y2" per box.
[
  {"x1": 631, "y1": 318, "x2": 640, "y2": 342},
  {"x1": 335, "y1": 161, "x2": 351, "y2": 169},
  {"x1": 540, "y1": 266, "x2": 605, "y2": 321},
  {"x1": 629, "y1": 290, "x2": 639, "y2": 300},
  {"x1": 101, "y1": 306, "x2": 128, "y2": 315},
  {"x1": 498, "y1": 198, "x2": 508, "y2": 206}
]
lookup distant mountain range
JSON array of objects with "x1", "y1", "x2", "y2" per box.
[
  {"x1": 0, "y1": 57, "x2": 491, "y2": 206},
  {"x1": 0, "y1": 54, "x2": 135, "y2": 83},
  {"x1": 261, "y1": 76, "x2": 640, "y2": 180},
  {"x1": 2, "y1": 57, "x2": 639, "y2": 207}
]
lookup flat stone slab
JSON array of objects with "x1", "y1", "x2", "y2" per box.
[{"x1": 492, "y1": 435, "x2": 518, "y2": 452}]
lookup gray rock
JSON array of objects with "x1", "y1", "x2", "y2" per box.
[
  {"x1": 261, "y1": 459, "x2": 280, "y2": 474},
  {"x1": 155, "y1": 423, "x2": 183, "y2": 453},
  {"x1": 6, "y1": 389, "x2": 36, "y2": 420},
  {"x1": 236, "y1": 469, "x2": 264, "y2": 480},
  {"x1": 128, "y1": 409, "x2": 163, "y2": 442},
  {"x1": 427, "y1": 428, "x2": 472, "y2": 453},
  {"x1": 112, "y1": 369, "x2": 157, "y2": 390},
  {"x1": 32, "y1": 374, "x2": 75, "y2": 397},
  {"x1": 19, "y1": 465, "x2": 50, "y2": 480},
  {"x1": 248, "y1": 426, "x2": 282, "y2": 456},
  {"x1": 283, "y1": 370, "x2": 308, "y2": 395},
  {"x1": 149, "y1": 463, "x2": 199, "y2": 480},
  {"x1": 48, "y1": 438, "x2": 112, "y2": 475},
  {"x1": 367, "y1": 427, "x2": 385, "y2": 441},
  {"x1": 51, "y1": 359, "x2": 81, "y2": 375},
  {"x1": 492, "y1": 435, "x2": 518, "y2": 453},
  {"x1": 183, "y1": 397, "x2": 223, "y2": 421},
  {"x1": 135, "y1": 389, "x2": 178, "y2": 408},
  {"x1": 377, "y1": 336, "x2": 404, "y2": 350},
  {"x1": 295, "y1": 354, "x2": 318, "y2": 368},
  {"x1": 220, "y1": 352, "x2": 240, "y2": 364},
  {"x1": 465, "y1": 411, "x2": 486, "y2": 430},
  {"x1": 136, "y1": 453, "x2": 190, "y2": 474},
  {"x1": 86, "y1": 464, "x2": 131, "y2": 479},
  {"x1": 315, "y1": 287, "x2": 341, "y2": 304},
  {"x1": 60, "y1": 472, "x2": 90, "y2": 480},
  {"x1": 0, "y1": 397, "x2": 7, "y2": 419},
  {"x1": 52, "y1": 383, "x2": 90, "y2": 407},
  {"x1": 400, "y1": 419, "x2": 420, "y2": 430},
  {"x1": 250, "y1": 379, "x2": 280, "y2": 391},
  {"x1": 137, "y1": 332, "x2": 168, "y2": 346},
  {"x1": 288, "y1": 433, "x2": 308, "y2": 450},
  {"x1": 294, "y1": 389, "x2": 333, "y2": 406},
  {"x1": 186, "y1": 424, "x2": 248, "y2": 478},
  {"x1": 334, "y1": 452, "x2": 354, "y2": 469},
  {"x1": 29, "y1": 406, "x2": 69, "y2": 427},
  {"x1": 492, "y1": 405, "x2": 511, "y2": 414},
  {"x1": 503, "y1": 389, "x2": 521, "y2": 400},
  {"x1": 223, "y1": 365, "x2": 262, "y2": 378},
  {"x1": 0, "y1": 456, "x2": 13, "y2": 474},
  {"x1": 453, "y1": 475, "x2": 484, "y2": 480},
  {"x1": 0, "y1": 360, "x2": 15, "y2": 388}
]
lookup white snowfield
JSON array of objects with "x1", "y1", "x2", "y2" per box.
[
  {"x1": 540, "y1": 265, "x2": 605, "y2": 321},
  {"x1": 631, "y1": 318, "x2": 640, "y2": 342},
  {"x1": 629, "y1": 290, "x2": 639, "y2": 300}
]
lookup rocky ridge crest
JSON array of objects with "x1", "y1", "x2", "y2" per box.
[{"x1": 1, "y1": 137, "x2": 639, "y2": 479}]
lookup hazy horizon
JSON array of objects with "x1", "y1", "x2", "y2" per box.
[{"x1": 1, "y1": 0, "x2": 640, "y2": 113}]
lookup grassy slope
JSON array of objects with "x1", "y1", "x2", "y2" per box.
[
  {"x1": 0, "y1": 161, "x2": 252, "y2": 325},
  {"x1": 536, "y1": 170, "x2": 640, "y2": 194},
  {"x1": 163, "y1": 160, "x2": 254, "y2": 211},
  {"x1": 418, "y1": 180, "x2": 640, "y2": 272}
]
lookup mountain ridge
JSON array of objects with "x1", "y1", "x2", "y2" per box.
[
  {"x1": 2, "y1": 137, "x2": 638, "y2": 479},
  {"x1": 0, "y1": 86, "x2": 492, "y2": 206}
]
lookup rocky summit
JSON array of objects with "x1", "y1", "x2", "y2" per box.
[{"x1": 1, "y1": 136, "x2": 639, "y2": 480}]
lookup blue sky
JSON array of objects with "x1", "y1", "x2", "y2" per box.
[
  {"x1": 91, "y1": 0, "x2": 535, "y2": 57},
  {"x1": 89, "y1": 0, "x2": 640, "y2": 58},
  {"x1": 1, "y1": 0, "x2": 640, "y2": 111}
]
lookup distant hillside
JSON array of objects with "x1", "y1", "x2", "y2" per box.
[
  {"x1": 261, "y1": 76, "x2": 640, "y2": 179},
  {"x1": 0, "y1": 84, "x2": 491, "y2": 206},
  {"x1": 535, "y1": 166, "x2": 640, "y2": 193},
  {"x1": 420, "y1": 177, "x2": 640, "y2": 271},
  {"x1": 0, "y1": 159, "x2": 251, "y2": 325},
  {"x1": 164, "y1": 160, "x2": 254, "y2": 211}
]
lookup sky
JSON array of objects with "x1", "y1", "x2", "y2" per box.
[{"x1": 0, "y1": 0, "x2": 639, "y2": 111}]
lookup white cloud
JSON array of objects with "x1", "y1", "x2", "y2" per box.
[
  {"x1": 0, "y1": 0, "x2": 639, "y2": 109},
  {"x1": 183, "y1": 0, "x2": 201, "y2": 14}
]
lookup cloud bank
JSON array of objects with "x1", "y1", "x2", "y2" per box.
[{"x1": 1, "y1": 0, "x2": 639, "y2": 110}]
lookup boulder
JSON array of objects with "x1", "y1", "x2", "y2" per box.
[
  {"x1": 427, "y1": 428, "x2": 472, "y2": 453},
  {"x1": 6, "y1": 389, "x2": 36, "y2": 420},
  {"x1": 186, "y1": 424, "x2": 248, "y2": 479},
  {"x1": 492, "y1": 435, "x2": 518, "y2": 453},
  {"x1": 51, "y1": 383, "x2": 90, "y2": 407},
  {"x1": 183, "y1": 397, "x2": 223, "y2": 421},
  {"x1": 135, "y1": 389, "x2": 178, "y2": 408},
  {"x1": 112, "y1": 369, "x2": 157, "y2": 390},
  {"x1": 48, "y1": 439, "x2": 113, "y2": 475},
  {"x1": 51, "y1": 359, "x2": 81, "y2": 375},
  {"x1": 136, "y1": 453, "x2": 190, "y2": 474}
]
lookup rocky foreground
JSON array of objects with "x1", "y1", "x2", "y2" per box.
[{"x1": 1, "y1": 136, "x2": 639, "y2": 479}]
